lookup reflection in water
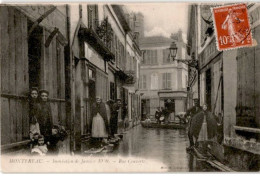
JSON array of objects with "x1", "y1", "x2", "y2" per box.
[{"x1": 112, "y1": 125, "x2": 217, "y2": 172}]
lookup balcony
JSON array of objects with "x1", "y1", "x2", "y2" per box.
[
  {"x1": 79, "y1": 18, "x2": 115, "y2": 61},
  {"x1": 124, "y1": 70, "x2": 136, "y2": 84}
]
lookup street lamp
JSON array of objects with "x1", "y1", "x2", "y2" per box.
[
  {"x1": 169, "y1": 41, "x2": 178, "y2": 59},
  {"x1": 168, "y1": 41, "x2": 198, "y2": 69},
  {"x1": 168, "y1": 41, "x2": 200, "y2": 107}
]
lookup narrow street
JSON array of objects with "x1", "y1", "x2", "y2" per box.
[{"x1": 112, "y1": 125, "x2": 219, "y2": 172}]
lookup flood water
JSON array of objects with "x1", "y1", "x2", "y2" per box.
[{"x1": 112, "y1": 125, "x2": 218, "y2": 172}]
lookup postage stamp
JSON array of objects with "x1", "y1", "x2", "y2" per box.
[{"x1": 212, "y1": 3, "x2": 253, "y2": 51}]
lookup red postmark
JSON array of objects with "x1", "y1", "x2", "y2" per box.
[{"x1": 212, "y1": 4, "x2": 253, "y2": 51}]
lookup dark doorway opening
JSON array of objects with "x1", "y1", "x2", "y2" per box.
[
  {"x1": 89, "y1": 79, "x2": 96, "y2": 113},
  {"x1": 141, "y1": 99, "x2": 150, "y2": 120},
  {"x1": 164, "y1": 99, "x2": 175, "y2": 113},
  {"x1": 205, "y1": 69, "x2": 212, "y2": 111},
  {"x1": 28, "y1": 20, "x2": 43, "y2": 89}
]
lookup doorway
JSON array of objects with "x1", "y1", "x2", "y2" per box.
[
  {"x1": 28, "y1": 20, "x2": 43, "y2": 89},
  {"x1": 141, "y1": 99, "x2": 150, "y2": 120},
  {"x1": 205, "y1": 69, "x2": 212, "y2": 111}
]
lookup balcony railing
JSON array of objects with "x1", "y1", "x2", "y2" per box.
[{"x1": 125, "y1": 70, "x2": 136, "y2": 84}]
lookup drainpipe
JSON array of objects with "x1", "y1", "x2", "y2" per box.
[
  {"x1": 65, "y1": 4, "x2": 75, "y2": 153},
  {"x1": 196, "y1": 5, "x2": 201, "y2": 106}
]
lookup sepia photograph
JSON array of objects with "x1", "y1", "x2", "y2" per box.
[{"x1": 0, "y1": 1, "x2": 259, "y2": 172}]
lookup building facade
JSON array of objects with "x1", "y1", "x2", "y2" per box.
[
  {"x1": 68, "y1": 4, "x2": 142, "y2": 151},
  {"x1": 187, "y1": 3, "x2": 260, "y2": 171},
  {"x1": 139, "y1": 30, "x2": 189, "y2": 120},
  {"x1": 1, "y1": 4, "x2": 142, "y2": 153},
  {"x1": 1, "y1": 5, "x2": 70, "y2": 153}
]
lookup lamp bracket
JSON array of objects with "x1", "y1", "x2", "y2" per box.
[{"x1": 175, "y1": 59, "x2": 198, "y2": 69}]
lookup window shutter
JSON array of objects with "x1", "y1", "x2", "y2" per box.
[
  {"x1": 88, "y1": 5, "x2": 93, "y2": 28},
  {"x1": 154, "y1": 50, "x2": 157, "y2": 64},
  {"x1": 143, "y1": 75, "x2": 146, "y2": 89},
  {"x1": 167, "y1": 73, "x2": 171, "y2": 88},
  {"x1": 163, "y1": 73, "x2": 166, "y2": 89}
]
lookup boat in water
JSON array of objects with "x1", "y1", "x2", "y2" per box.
[{"x1": 141, "y1": 121, "x2": 187, "y2": 129}]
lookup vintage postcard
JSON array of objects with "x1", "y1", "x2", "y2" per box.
[{"x1": 0, "y1": 1, "x2": 260, "y2": 173}]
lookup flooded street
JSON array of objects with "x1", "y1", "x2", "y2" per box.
[{"x1": 113, "y1": 125, "x2": 218, "y2": 172}]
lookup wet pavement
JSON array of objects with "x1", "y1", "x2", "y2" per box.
[{"x1": 112, "y1": 125, "x2": 219, "y2": 172}]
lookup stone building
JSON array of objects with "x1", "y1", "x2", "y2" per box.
[
  {"x1": 139, "y1": 30, "x2": 189, "y2": 120},
  {"x1": 68, "y1": 4, "x2": 142, "y2": 151},
  {"x1": 0, "y1": 3, "x2": 142, "y2": 153}
]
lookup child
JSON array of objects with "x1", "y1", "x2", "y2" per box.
[
  {"x1": 31, "y1": 135, "x2": 48, "y2": 156},
  {"x1": 29, "y1": 87, "x2": 41, "y2": 139},
  {"x1": 30, "y1": 132, "x2": 40, "y2": 149}
]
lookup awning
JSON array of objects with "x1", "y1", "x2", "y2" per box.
[{"x1": 78, "y1": 27, "x2": 115, "y2": 61}]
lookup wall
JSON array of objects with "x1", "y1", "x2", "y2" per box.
[
  {"x1": 1, "y1": 7, "x2": 29, "y2": 144},
  {"x1": 1, "y1": 5, "x2": 68, "y2": 146},
  {"x1": 223, "y1": 50, "x2": 237, "y2": 138}
]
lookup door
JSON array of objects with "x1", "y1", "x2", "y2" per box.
[{"x1": 206, "y1": 69, "x2": 212, "y2": 111}]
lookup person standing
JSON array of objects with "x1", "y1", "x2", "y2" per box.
[
  {"x1": 155, "y1": 107, "x2": 162, "y2": 124},
  {"x1": 186, "y1": 100, "x2": 202, "y2": 150},
  {"x1": 28, "y1": 87, "x2": 41, "y2": 139},
  {"x1": 188, "y1": 104, "x2": 217, "y2": 151},
  {"x1": 106, "y1": 99, "x2": 114, "y2": 127},
  {"x1": 162, "y1": 105, "x2": 170, "y2": 124},
  {"x1": 110, "y1": 99, "x2": 121, "y2": 138},
  {"x1": 90, "y1": 96, "x2": 109, "y2": 144},
  {"x1": 122, "y1": 103, "x2": 128, "y2": 130},
  {"x1": 37, "y1": 90, "x2": 53, "y2": 143}
]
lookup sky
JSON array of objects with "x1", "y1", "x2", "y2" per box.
[{"x1": 125, "y1": 3, "x2": 189, "y2": 40}]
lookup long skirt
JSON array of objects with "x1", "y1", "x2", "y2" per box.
[
  {"x1": 198, "y1": 118, "x2": 208, "y2": 141},
  {"x1": 92, "y1": 113, "x2": 108, "y2": 138}
]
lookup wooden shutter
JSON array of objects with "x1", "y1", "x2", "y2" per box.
[
  {"x1": 162, "y1": 73, "x2": 167, "y2": 89},
  {"x1": 143, "y1": 75, "x2": 147, "y2": 89},
  {"x1": 167, "y1": 73, "x2": 171, "y2": 89},
  {"x1": 154, "y1": 50, "x2": 157, "y2": 64}
]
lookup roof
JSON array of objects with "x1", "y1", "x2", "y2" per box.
[{"x1": 139, "y1": 36, "x2": 174, "y2": 48}]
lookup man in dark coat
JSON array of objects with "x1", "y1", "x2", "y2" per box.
[
  {"x1": 110, "y1": 99, "x2": 121, "y2": 138},
  {"x1": 186, "y1": 100, "x2": 202, "y2": 150},
  {"x1": 37, "y1": 90, "x2": 53, "y2": 142},
  {"x1": 155, "y1": 107, "x2": 162, "y2": 124},
  {"x1": 188, "y1": 104, "x2": 218, "y2": 149}
]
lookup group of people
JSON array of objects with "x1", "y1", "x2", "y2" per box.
[
  {"x1": 186, "y1": 100, "x2": 223, "y2": 152},
  {"x1": 154, "y1": 107, "x2": 171, "y2": 124},
  {"x1": 90, "y1": 96, "x2": 127, "y2": 147},
  {"x1": 28, "y1": 87, "x2": 66, "y2": 156}
]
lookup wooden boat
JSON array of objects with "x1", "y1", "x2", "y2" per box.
[{"x1": 141, "y1": 121, "x2": 187, "y2": 129}]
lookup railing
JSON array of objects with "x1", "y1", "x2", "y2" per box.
[{"x1": 124, "y1": 70, "x2": 136, "y2": 84}]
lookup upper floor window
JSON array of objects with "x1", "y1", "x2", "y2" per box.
[
  {"x1": 88, "y1": 5, "x2": 98, "y2": 29},
  {"x1": 162, "y1": 73, "x2": 171, "y2": 89},
  {"x1": 139, "y1": 75, "x2": 147, "y2": 89},
  {"x1": 151, "y1": 73, "x2": 159, "y2": 90},
  {"x1": 163, "y1": 49, "x2": 171, "y2": 63},
  {"x1": 143, "y1": 50, "x2": 157, "y2": 65}
]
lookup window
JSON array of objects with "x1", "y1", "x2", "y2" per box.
[
  {"x1": 143, "y1": 50, "x2": 157, "y2": 65},
  {"x1": 110, "y1": 82, "x2": 115, "y2": 101},
  {"x1": 163, "y1": 49, "x2": 171, "y2": 63},
  {"x1": 139, "y1": 75, "x2": 147, "y2": 89},
  {"x1": 87, "y1": 5, "x2": 98, "y2": 29},
  {"x1": 151, "y1": 73, "x2": 158, "y2": 90},
  {"x1": 162, "y1": 73, "x2": 171, "y2": 89}
]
